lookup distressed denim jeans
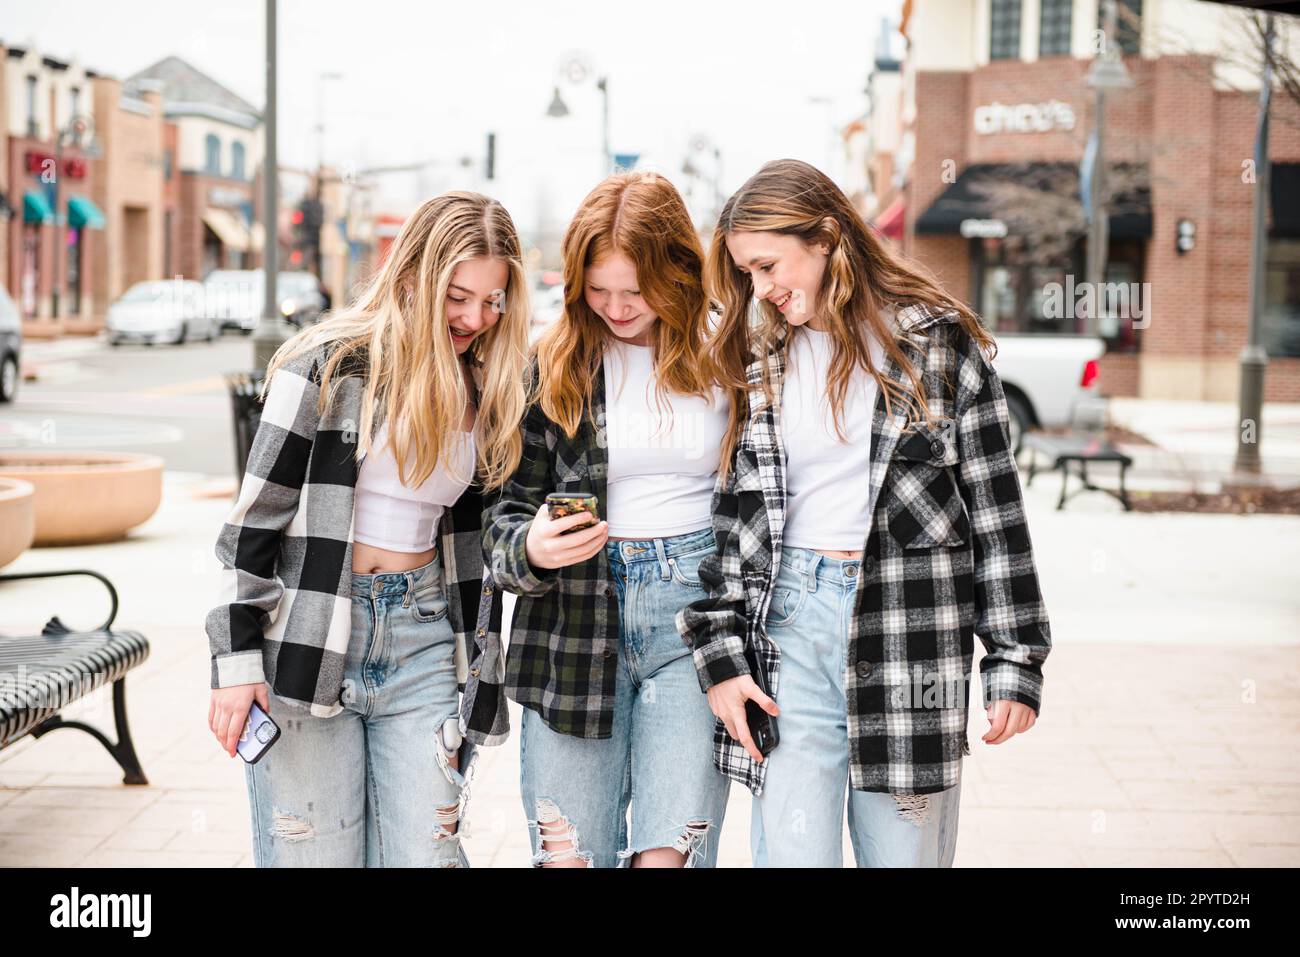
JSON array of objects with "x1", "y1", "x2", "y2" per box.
[
  {"x1": 244, "y1": 553, "x2": 476, "y2": 867},
  {"x1": 518, "y1": 525, "x2": 731, "y2": 867},
  {"x1": 751, "y1": 546, "x2": 963, "y2": 868}
]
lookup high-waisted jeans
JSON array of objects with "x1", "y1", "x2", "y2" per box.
[
  {"x1": 244, "y1": 553, "x2": 475, "y2": 867},
  {"x1": 751, "y1": 545, "x2": 963, "y2": 868},
  {"x1": 518, "y1": 526, "x2": 731, "y2": 867}
]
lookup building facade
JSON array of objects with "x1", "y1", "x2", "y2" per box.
[{"x1": 887, "y1": 0, "x2": 1300, "y2": 401}]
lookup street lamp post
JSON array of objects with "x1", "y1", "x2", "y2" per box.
[
  {"x1": 1235, "y1": 13, "x2": 1276, "y2": 476},
  {"x1": 546, "y1": 56, "x2": 611, "y2": 178},
  {"x1": 253, "y1": 0, "x2": 293, "y2": 372},
  {"x1": 50, "y1": 114, "x2": 95, "y2": 322},
  {"x1": 1083, "y1": 0, "x2": 1132, "y2": 338}
]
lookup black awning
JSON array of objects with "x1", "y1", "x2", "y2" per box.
[
  {"x1": 914, "y1": 162, "x2": 1152, "y2": 239},
  {"x1": 1271, "y1": 163, "x2": 1300, "y2": 237}
]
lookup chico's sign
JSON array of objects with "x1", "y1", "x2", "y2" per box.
[{"x1": 974, "y1": 100, "x2": 1076, "y2": 135}]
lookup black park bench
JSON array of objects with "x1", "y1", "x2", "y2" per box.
[
  {"x1": 1022, "y1": 430, "x2": 1133, "y2": 512},
  {"x1": 0, "y1": 570, "x2": 150, "y2": 784}
]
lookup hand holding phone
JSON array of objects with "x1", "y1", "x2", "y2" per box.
[
  {"x1": 237, "y1": 700, "x2": 282, "y2": 764},
  {"x1": 209, "y1": 682, "x2": 273, "y2": 758},
  {"x1": 526, "y1": 494, "x2": 608, "y2": 570}
]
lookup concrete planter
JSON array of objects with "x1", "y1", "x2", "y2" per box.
[
  {"x1": 0, "y1": 452, "x2": 164, "y2": 546},
  {"x1": 0, "y1": 478, "x2": 36, "y2": 567}
]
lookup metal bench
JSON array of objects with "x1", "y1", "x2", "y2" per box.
[
  {"x1": 0, "y1": 570, "x2": 150, "y2": 784},
  {"x1": 1022, "y1": 431, "x2": 1133, "y2": 512}
]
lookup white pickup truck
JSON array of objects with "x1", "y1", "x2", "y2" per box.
[{"x1": 989, "y1": 333, "x2": 1108, "y2": 457}]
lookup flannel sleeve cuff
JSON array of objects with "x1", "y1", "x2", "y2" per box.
[
  {"x1": 979, "y1": 658, "x2": 1044, "y2": 715},
  {"x1": 506, "y1": 521, "x2": 560, "y2": 596},
  {"x1": 212, "y1": 651, "x2": 267, "y2": 689},
  {"x1": 693, "y1": 634, "x2": 751, "y2": 693}
]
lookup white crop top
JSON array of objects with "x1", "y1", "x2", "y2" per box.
[
  {"x1": 353, "y1": 416, "x2": 476, "y2": 553},
  {"x1": 781, "y1": 325, "x2": 886, "y2": 550},
  {"x1": 603, "y1": 338, "x2": 730, "y2": 538}
]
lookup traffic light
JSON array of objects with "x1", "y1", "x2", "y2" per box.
[{"x1": 292, "y1": 198, "x2": 324, "y2": 273}]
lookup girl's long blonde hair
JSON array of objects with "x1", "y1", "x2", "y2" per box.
[
  {"x1": 707, "y1": 158, "x2": 996, "y2": 480},
  {"x1": 535, "y1": 171, "x2": 715, "y2": 436},
  {"x1": 264, "y1": 190, "x2": 530, "y2": 491}
]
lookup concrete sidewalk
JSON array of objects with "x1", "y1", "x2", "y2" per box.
[
  {"x1": 1102, "y1": 397, "x2": 1300, "y2": 490},
  {"x1": 1, "y1": 473, "x2": 1297, "y2": 867}
]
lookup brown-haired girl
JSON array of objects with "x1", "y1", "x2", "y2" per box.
[{"x1": 679, "y1": 158, "x2": 1052, "y2": 867}]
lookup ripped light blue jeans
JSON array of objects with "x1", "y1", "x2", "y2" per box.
[
  {"x1": 244, "y1": 554, "x2": 475, "y2": 867},
  {"x1": 518, "y1": 526, "x2": 731, "y2": 867},
  {"x1": 751, "y1": 546, "x2": 963, "y2": 868}
]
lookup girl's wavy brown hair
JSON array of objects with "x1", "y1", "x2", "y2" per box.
[{"x1": 707, "y1": 158, "x2": 996, "y2": 480}]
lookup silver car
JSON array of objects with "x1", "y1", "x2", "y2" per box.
[
  {"x1": 107, "y1": 279, "x2": 213, "y2": 346},
  {"x1": 204, "y1": 270, "x2": 325, "y2": 333}
]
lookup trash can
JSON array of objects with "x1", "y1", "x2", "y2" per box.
[{"x1": 226, "y1": 371, "x2": 266, "y2": 482}]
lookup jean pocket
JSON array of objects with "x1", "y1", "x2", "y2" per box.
[
  {"x1": 411, "y1": 576, "x2": 450, "y2": 623},
  {"x1": 667, "y1": 546, "x2": 712, "y2": 589},
  {"x1": 765, "y1": 581, "x2": 807, "y2": 629}
]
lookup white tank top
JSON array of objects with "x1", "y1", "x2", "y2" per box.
[
  {"x1": 781, "y1": 325, "x2": 886, "y2": 550},
  {"x1": 602, "y1": 338, "x2": 729, "y2": 538},
  {"x1": 353, "y1": 415, "x2": 476, "y2": 553}
]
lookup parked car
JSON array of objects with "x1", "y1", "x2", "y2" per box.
[
  {"x1": 106, "y1": 280, "x2": 212, "y2": 346},
  {"x1": 203, "y1": 269, "x2": 325, "y2": 333},
  {"x1": 0, "y1": 285, "x2": 21, "y2": 403},
  {"x1": 990, "y1": 333, "x2": 1108, "y2": 456},
  {"x1": 275, "y1": 271, "x2": 327, "y2": 327}
]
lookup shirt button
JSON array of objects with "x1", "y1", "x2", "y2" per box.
[
  {"x1": 476, "y1": 628, "x2": 487, "y2": 639},
  {"x1": 470, "y1": 667, "x2": 480, "y2": 678},
  {"x1": 863, "y1": 556, "x2": 876, "y2": 577},
  {"x1": 482, "y1": 583, "x2": 493, "y2": 596},
  {"x1": 856, "y1": 661, "x2": 873, "y2": 678},
  {"x1": 931, "y1": 439, "x2": 946, "y2": 458},
  {"x1": 603, "y1": 584, "x2": 614, "y2": 597},
  {"x1": 602, "y1": 646, "x2": 614, "y2": 659}
]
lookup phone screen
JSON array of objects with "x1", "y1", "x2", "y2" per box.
[{"x1": 237, "y1": 701, "x2": 281, "y2": 764}]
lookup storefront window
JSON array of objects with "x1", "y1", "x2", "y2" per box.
[
  {"x1": 973, "y1": 234, "x2": 1144, "y2": 352},
  {"x1": 1264, "y1": 238, "x2": 1300, "y2": 358}
]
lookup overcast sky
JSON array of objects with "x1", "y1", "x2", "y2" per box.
[{"x1": 4, "y1": 0, "x2": 898, "y2": 241}]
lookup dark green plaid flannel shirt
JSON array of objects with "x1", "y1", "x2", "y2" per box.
[{"x1": 482, "y1": 360, "x2": 622, "y2": 738}]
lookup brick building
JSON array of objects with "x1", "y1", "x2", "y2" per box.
[
  {"x1": 126, "y1": 56, "x2": 264, "y2": 284},
  {"x1": 2, "y1": 43, "x2": 107, "y2": 337},
  {"x1": 882, "y1": 0, "x2": 1300, "y2": 401}
]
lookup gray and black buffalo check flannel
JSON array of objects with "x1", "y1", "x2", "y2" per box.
[
  {"x1": 206, "y1": 343, "x2": 509, "y2": 750},
  {"x1": 676, "y1": 302, "x2": 1052, "y2": 797},
  {"x1": 483, "y1": 358, "x2": 635, "y2": 739}
]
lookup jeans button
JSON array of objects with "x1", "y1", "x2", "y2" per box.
[
  {"x1": 845, "y1": 563, "x2": 858, "y2": 578},
  {"x1": 856, "y1": 661, "x2": 873, "y2": 679}
]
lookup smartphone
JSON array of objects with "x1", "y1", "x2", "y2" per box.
[
  {"x1": 743, "y1": 643, "x2": 779, "y2": 757},
  {"x1": 545, "y1": 492, "x2": 600, "y2": 534},
  {"x1": 237, "y1": 700, "x2": 281, "y2": 764}
]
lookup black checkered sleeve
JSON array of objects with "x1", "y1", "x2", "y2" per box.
[
  {"x1": 677, "y1": 467, "x2": 753, "y2": 692},
  {"x1": 951, "y1": 326, "x2": 1051, "y2": 714},
  {"x1": 206, "y1": 350, "x2": 320, "y2": 689}
]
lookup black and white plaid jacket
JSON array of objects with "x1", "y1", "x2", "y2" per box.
[
  {"x1": 677, "y1": 302, "x2": 1052, "y2": 797},
  {"x1": 205, "y1": 343, "x2": 509, "y2": 749}
]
